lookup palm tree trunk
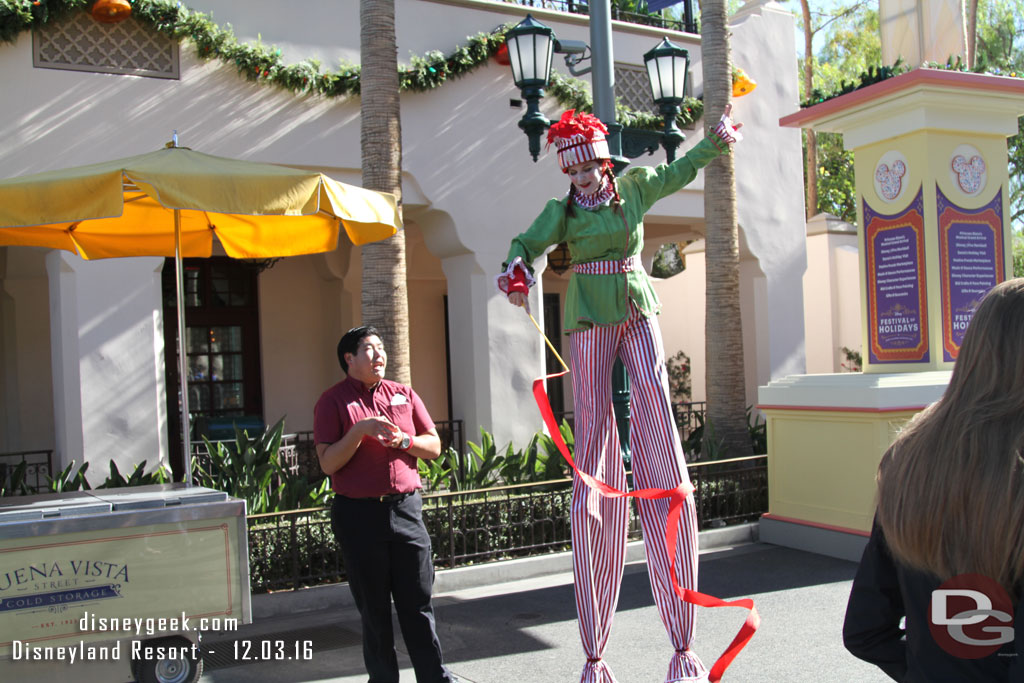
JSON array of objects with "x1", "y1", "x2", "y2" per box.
[
  {"x1": 360, "y1": 0, "x2": 411, "y2": 384},
  {"x1": 966, "y1": 0, "x2": 979, "y2": 69},
  {"x1": 701, "y1": 0, "x2": 753, "y2": 458},
  {"x1": 801, "y1": 0, "x2": 818, "y2": 219}
]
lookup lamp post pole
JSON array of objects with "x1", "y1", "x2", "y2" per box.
[
  {"x1": 588, "y1": 1, "x2": 634, "y2": 465},
  {"x1": 589, "y1": 1, "x2": 617, "y2": 128}
]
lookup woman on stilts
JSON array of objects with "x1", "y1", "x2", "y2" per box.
[{"x1": 497, "y1": 106, "x2": 742, "y2": 683}]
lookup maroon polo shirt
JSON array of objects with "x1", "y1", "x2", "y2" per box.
[{"x1": 313, "y1": 375, "x2": 433, "y2": 497}]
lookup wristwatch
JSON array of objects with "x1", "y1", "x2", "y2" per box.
[{"x1": 399, "y1": 433, "x2": 412, "y2": 451}]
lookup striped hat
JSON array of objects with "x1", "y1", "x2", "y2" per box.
[{"x1": 547, "y1": 110, "x2": 609, "y2": 171}]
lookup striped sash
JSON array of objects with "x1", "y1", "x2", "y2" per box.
[{"x1": 572, "y1": 255, "x2": 641, "y2": 275}]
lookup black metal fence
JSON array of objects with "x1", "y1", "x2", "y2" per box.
[
  {"x1": 246, "y1": 454, "x2": 766, "y2": 593},
  {"x1": 434, "y1": 419, "x2": 466, "y2": 459},
  {"x1": 674, "y1": 400, "x2": 705, "y2": 439},
  {"x1": 192, "y1": 421, "x2": 465, "y2": 484},
  {"x1": 0, "y1": 449, "x2": 53, "y2": 494},
  {"x1": 503, "y1": 0, "x2": 698, "y2": 34},
  {"x1": 557, "y1": 402, "x2": 705, "y2": 445}
]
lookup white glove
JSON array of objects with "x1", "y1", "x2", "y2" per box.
[{"x1": 714, "y1": 113, "x2": 743, "y2": 144}]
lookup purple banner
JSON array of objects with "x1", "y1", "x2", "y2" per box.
[
  {"x1": 937, "y1": 187, "x2": 1005, "y2": 361},
  {"x1": 864, "y1": 189, "x2": 929, "y2": 364}
]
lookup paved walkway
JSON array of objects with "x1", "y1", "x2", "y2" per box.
[{"x1": 199, "y1": 542, "x2": 891, "y2": 683}]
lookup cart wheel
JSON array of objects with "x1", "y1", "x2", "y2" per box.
[{"x1": 132, "y1": 636, "x2": 203, "y2": 683}]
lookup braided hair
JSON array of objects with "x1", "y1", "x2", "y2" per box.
[
  {"x1": 605, "y1": 163, "x2": 622, "y2": 207},
  {"x1": 566, "y1": 182, "x2": 578, "y2": 219}
]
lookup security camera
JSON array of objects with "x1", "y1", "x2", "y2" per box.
[{"x1": 554, "y1": 39, "x2": 589, "y2": 55}]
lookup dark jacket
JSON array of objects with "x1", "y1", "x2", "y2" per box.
[{"x1": 843, "y1": 519, "x2": 1023, "y2": 682}]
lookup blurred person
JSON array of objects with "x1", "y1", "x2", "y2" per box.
[{"x1": 843, "y1": 278, "x2": 1024, "y2": 681}]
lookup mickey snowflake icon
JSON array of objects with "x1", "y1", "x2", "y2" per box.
[
  {"x1": 875, "y1": 160, "x2": 906, "y2": 201},
  {"x1": 952, "y1": 155, "x2": 986, "y2": 195}
]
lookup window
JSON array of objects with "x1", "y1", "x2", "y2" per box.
[{"x1": 162, "y1": 258, "x2": 263, "y2": 474}]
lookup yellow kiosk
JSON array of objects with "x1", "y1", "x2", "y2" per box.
[{"x1": 764, "y1": 67, "x2": 1024, "y2": 560}]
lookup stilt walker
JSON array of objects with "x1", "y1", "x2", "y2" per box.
[{"x1": 497, "y1": 108, "x2": 742, "y2": 683}]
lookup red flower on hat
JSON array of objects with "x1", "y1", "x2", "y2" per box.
[{"x1": 547, "y1": 110, "x2": 608, "y2": 146}]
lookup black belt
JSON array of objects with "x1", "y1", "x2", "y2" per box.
[{"x1": 342, "y1": 491, "x2": 416, "y2": 503}]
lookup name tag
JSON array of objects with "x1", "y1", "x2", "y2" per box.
[{"x1": 390, "y1": 394, "x2": 409, "y2": 406}]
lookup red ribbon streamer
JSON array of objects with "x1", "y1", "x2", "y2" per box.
[{"x1": 533, "y1": 369, "x2": 759, "y2": 682}]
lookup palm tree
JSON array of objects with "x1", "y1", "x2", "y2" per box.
[
  {"x1": 701, "y1": 0, "x2": 752, "y2": 458},
  {"x1": 800, "y1": 0, "x2": 818, "y2": 219},
  {"x1": 360, "y1": 0, "x2": 411, "y2": 384},
  {"x1": 966, "y1": 0, "x2": 979, "y2": 68}
]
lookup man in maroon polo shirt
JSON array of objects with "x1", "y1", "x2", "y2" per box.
[{"x1": 314, "y1": 325, "x2": 456, "y2": 683}]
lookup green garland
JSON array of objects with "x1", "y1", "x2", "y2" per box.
[
  {"x1": 801, "y1": 56, "x2": 1024, "y2": 108},
  {"x1": 0, "y1": 0, "x2": 510, "y2": 96},
  {"x1": 0, "y1": 0, "x2": 701, "y2": 131},
  {"x1": 801, "y1": 58, "x2": 910, "y2": 108}
]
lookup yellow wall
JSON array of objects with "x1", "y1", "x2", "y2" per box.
[{"x1": 764, "y1": 407, "x2": 919, "y2": 532}]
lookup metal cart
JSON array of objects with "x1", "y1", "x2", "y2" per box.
[{"x1": 0, "y1": 484, "x2": 250, "y2": 682}]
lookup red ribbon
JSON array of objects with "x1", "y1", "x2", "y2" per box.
[{"x1": 532, "y1": 369, "x2": 759, "y2": 682}]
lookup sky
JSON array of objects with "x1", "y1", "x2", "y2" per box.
[{"x1": 787, "y1": 0, "x2": 863, "y2": 57}]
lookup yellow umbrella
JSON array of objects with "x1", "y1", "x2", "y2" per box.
[{"x1": 0, "y1": 142, "x2": 401, "y2": 479}]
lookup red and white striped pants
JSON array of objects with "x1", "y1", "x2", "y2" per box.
[{"x1": 569, "y1": 302, "x2": 706, "y2": 683}]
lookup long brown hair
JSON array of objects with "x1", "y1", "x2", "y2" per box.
[{"x1": 876, "y1": 278, "x2": 1024, "y2": 594}]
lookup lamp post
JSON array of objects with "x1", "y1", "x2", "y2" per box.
[
  {"x1": 505, "y1": 15, "x2": 555, "y2": 161},
  {"x1": 644, "y1": 38, "x2": 690, "y2": 163},
  {"x1": 504, "y1": 10, "x2": 690, "y2": 463}
]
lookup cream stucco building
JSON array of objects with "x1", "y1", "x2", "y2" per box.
[{"x1": 0, "y1": 0, "x2": 807, "y2": 477}]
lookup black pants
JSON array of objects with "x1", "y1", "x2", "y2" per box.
[{"x1": 331, "y1": 492, "x2": 452, "y2": 683}]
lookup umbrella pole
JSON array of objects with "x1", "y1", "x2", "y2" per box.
[{"x1": 174, "y1": 209, "x2": 193, "y2": 485}]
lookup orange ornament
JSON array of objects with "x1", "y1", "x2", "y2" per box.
[
  {"x1": 91, "y1": 0, "x2": 132, "y2": 24},
  {"x1": 732, "y1": 67, "x2": 757, "y2": 98}
]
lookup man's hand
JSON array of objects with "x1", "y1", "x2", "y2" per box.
[
  {"x1": 358, "y1": 416, "x2": 402, "y2": 448},
  {"x1": 317, "y1": 417, "x2": 404, "y2": 475}
]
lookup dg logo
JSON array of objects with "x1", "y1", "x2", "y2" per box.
[{"x1": 929, "y1": 573, "x2": 1014, "y2": 659}]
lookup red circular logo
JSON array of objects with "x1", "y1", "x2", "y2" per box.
[{"x1": 928, "y1": 573, "x2": 1014, "y2": 659}]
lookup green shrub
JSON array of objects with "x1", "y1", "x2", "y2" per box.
[
  {"x1": 666, "y1": 350, "x2": 692, "y2": 403},
  {"x1": 683, "y1": 407, "x2": 766, "y2": 460},
  {"x1": 418, "y1": 447, "x2": 459, "y2": 492},
  {"x1": 101, "y1": 459, "x2": 172, "y2": 488},
  {"x1": 192, "y1": 416, "x2": 330, "y2": 513},
  {"x1": 193, "y1": 419, "x2": 282, "y2": 514},
  {"x1": 419, "y1": 422, "x2": 574, "y2": 492},
  {"x1": 0, "y1": 461, "x2": 31, "y2": 496},
  {"x1": 48, "y1": 460, "x2": 92, "y2": 493}
]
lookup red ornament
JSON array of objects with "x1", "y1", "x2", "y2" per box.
[
  {"x1": 91, "y1": 0, "x2": 132, "y2": 24},
  {"x1": 494, "y1": 43, "x2": 511, "y2": 66}
]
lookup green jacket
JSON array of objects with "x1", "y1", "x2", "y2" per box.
[{"x1": 504, "y1": 135, "x2": 724, "y2": 333}]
